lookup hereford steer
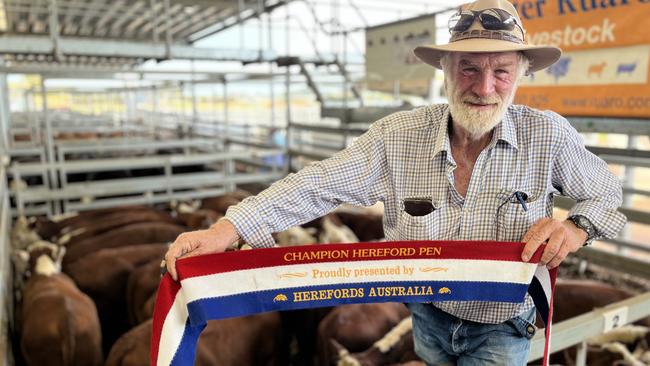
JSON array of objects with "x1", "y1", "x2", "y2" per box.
[
  {"x1": 176, "y1": 208, "x2": 222, "y2": 230},
  {"x1": 126, "y1": 258, "x2": 164, "y2": 325},
  {"x1": 276, "y1": 226, "x2": 318, "y2": 247},
  {"x1": 58, "y1": 209, "x2": 178, "y2": 247},
  {"x1": 33, "y1": 205, "x2": 154, "y2": 240},
  {"x1": 21, "y1": 254, "x2": 103, "y2": 366},
  {"x1": 200, "y1": 191, "x2": 250, "y2": 214},
  {"x1": 317, "y1": 303, "x2": 410, "y2": 366},
  {"x1": 11, "y1": 216, "x2": 42, "y2": 249},
  {"x1": 318, "y1": 214, "x2": 359, "y2": 244},
  {"x1": 334, "y1": 211, "x2": 384, "y2": 242},
  {"x1": 333, "y1": 316, "x2": 418, "y2": 366},
  {"x1": 107, "y1": 313, "x2": 284, "y2": 366},
  {"x1": 62, "y1": 221, "x2": 185, "y2": 268},
  {"x1": 65, "y1": 244, "x2": 168, "y2": 353}
]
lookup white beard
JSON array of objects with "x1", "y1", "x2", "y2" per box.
[{"x1": 447, "y1": 81, "x2": 516, "y2": 139}]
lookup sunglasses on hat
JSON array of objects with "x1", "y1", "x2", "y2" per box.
[{"x1": 448, "y1": 8, "x2": 524, "y2": 37}]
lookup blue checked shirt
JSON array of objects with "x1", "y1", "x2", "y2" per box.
[{"x1": 226, "y1": 104, "x2": 626, "y2": 324}]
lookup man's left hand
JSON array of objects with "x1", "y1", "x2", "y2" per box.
[{"x1": 521, "y1": 217, "x2": 588, "y2": 269}]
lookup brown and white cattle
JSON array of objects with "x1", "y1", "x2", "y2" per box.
[
  {"x1": 176, "y1": 208, "x2": 223, "y2": 230},
  {"x1": 58, "y1": 209, "x2": 178, "y2": 247},
  {"x1": 200, "y1": 191, "x2": 250, "y2": 214},
  {"x1": 276, "y1": 226, "x2": 319, "y2": 247},
  {"x1": 333, "y1": 316, "x2": 418, "y2": 366},
  {"x1": 11, "y1": 216, "x2": 41, "y2": 249},
  {"x1": 33, "y1": 205, "x2": 155, "y2": 240},
  {"x1": 126, "y1": 258, "x2": 164, "y2": 325},
  {"x1": 334, "y1": 211, "x2": 384, "y2": 242},
  {"x1": 64, "y1": 243, "x2": 168, "y2": 353},
  {"x1": 317, "y1": 303, "x2": 410, "y2": 366},
  {"x1": 107, "y1": 313, "x2": 284, "y2": 366},
  {"x1": 318, "y1": 214, "x2": 359, "y2": 244},
  {"x1": 62, "y1": 221, "x2": 185, "y2": 268},
  {"x1": 21, "y1": 255, "x2": 103, "y2": 366}
]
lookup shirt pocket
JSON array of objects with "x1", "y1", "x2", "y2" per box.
[
  {"x1": 398, "y1": 207, "x2": 446, "y2": 241},
  {"x1": 495, "y1": 188, "x2": 550, "y2": 241}
]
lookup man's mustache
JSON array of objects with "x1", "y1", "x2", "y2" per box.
[{"x1": 462, "y1": 95, "x2": 502, "y2": 105}]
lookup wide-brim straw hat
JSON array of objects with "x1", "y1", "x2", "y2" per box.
[{"x1": 413, "y1": 0, "x2": 561, "y2": 72}]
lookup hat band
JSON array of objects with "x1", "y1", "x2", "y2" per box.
[{"x1": 450, "y1": 29, "x2": 524, "y2": 45}]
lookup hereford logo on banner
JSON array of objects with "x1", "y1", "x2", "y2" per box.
[
  {"x1": 365, "y1": 14, "x2": 436, "y2": 97},
  {"x1": 152, "y1": 241, "x2": 557, "y2": 366},
  {"x1": 513, "y1": 0, "x2": 650, "y2": 117}
]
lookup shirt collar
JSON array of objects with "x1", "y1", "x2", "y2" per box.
[
  {"x1": 431, "y1": 106, "x2": 451, "y2": 159},
  {"x1": 492, "y1": 107, "x2": 518, "y2": 150},
  {"x1": 431, "y1": 105, "x2": 519, "y2": 159}
]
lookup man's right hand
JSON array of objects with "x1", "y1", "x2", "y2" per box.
[{"x1": 164, "y1": 218, "x2": 240, "y2": 281}]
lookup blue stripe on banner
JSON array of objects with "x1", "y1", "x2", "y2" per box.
[
  {"x1": 169, "y1": 319, "x2": 206, "y2": 366},
  {"x1": 186, "y1": 281, "x2": 529, "y2": 326}
]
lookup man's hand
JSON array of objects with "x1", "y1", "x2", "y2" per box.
[
  {"x1": 164, "y1": 218, "x2": 240, "y2": 281},
  {"x1": 521, "y1": 217, "x2": 588, "y2": 269}
]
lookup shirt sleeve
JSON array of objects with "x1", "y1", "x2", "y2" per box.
[
  {"x1": 225, "y1": 121, "x2": 389, "y2": 248},
  {"x1": 550, "y1": 114, "x2": 627, "y2": 239}
]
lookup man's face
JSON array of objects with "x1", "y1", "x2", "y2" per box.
[{"x1": 446, "y1": 52, "x2": 520, "y2": 139}]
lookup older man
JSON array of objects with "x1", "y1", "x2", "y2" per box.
[{"x1": 165, "y1": 0, "x2": 626, "y2": 363}]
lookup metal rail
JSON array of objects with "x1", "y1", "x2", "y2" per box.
[
  {"x1": 573, "y1": 246, "x2": 650, "y2": 281},
  {"x1": 529, "y1": 291, "x2": 650, "y2": 364},
  {"x1": 9, "y1": 145, "x2": 284, "y2": 215}
]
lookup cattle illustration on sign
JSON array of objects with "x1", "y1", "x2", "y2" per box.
[
  {"x1": 546, "y1": 57, "x2": 571, "y2": 82},
  {"x1": 587, "y1": 62, "x2": 606, "y2": 78}
]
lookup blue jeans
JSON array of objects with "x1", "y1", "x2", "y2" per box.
[{"x1": 406, "y1": 303, "x2": 537, "y2": 366}]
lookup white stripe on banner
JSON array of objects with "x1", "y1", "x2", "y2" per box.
[
  {"x1": 159, "y1": 291, "x2": 189, "y2": 366},
  {"x1": 181, "y1": 259, "x2": 538, "y2": 303}
]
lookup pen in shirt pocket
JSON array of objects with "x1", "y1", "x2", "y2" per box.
[{"x1": 513, "y1": 191, "x2": 528, "y2": 211}]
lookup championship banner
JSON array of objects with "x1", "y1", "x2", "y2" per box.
[{"x1": 151, "y1": 241, "x2": 557, "y2": 366}]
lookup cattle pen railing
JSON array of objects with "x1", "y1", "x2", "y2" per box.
[
  {"x1": 0, "y1": 153, "x2": 12, "y2": 366},
  {"x1": 8, "y1": 139, "x2": 285, "y2": 216}
]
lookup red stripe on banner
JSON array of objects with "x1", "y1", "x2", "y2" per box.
[
  {"x1": 151, "y1": 274, "x2": 181, "y2": 366},
  {"x1": 177, "y1": 240, "x2": 541, "y2": 279}
]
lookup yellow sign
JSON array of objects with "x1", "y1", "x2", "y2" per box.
[{"x1": 514, "y1": 0, "x2": 650, "y2": 117}]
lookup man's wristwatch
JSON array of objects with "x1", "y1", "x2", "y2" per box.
[{"x1": 568, "y1": 215, "x2": 598, "y2": 246}]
